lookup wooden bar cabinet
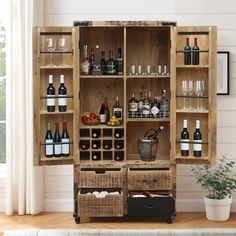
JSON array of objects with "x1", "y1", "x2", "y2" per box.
[{"x1": 33, "y1": 21, "x2": 217, "y2": 224}]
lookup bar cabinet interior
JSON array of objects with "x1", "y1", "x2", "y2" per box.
[{"x1": 33, "y1": 21, "x2": 217, "y2": 224}]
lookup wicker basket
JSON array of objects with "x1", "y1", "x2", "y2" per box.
[
  {"x1": 78, "y1": 191, "x2": 123, "y2": 217},
  {"x1": 138, "y1": 137, "x2": 158, "y2": 162}
]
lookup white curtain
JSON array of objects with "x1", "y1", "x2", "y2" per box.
[{"x1": 5, "y1": 0, "x2": 44, "y2": 215}]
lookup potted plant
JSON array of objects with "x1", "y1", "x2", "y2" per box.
[{"x1": 192, "y1": 156, "x2": 236, "y2": 221}]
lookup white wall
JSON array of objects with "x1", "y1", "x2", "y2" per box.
[{"x1": 43, "y1": 0, "x2": 236, "y2": 212}]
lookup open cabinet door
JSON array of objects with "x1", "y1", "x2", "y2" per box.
[
  {"x1": 33, "y1": 26, "x2": 79, "y2": 165},
  {"x1": 171, "y1": 26, "x2": 217, "y2": 165}
]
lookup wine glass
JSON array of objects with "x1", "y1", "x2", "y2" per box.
[
  {"x1": 58, "y1": 37, "x2": 68, "y2": 52},
  {"x1": 181, "y1": 80, "x2": 188, "y2": 110},
  {"x1": 46, "y1": 38, "x2": 56, "y2": 67},
  {"x1": 187, "y1": 80, "x2": 194, "y2": 109},
  {"x1": 194, "y1": 80, "x2": 202, "y2": 109},
  {"x1": 200, "y1": 80, "x2": 207, "y2": 109}
]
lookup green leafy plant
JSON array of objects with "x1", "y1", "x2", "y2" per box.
[{"x1": 192, "y1": 156, "x2": 236, "y2": 199}]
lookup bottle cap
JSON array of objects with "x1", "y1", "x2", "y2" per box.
[
  {"x1": 183, "y1": 119, "x2": 188, "y2": 128},
  {"x1": 60, "y1": 74, "x2": 64, "y2": 83},
  {"x1": 49, "y1": 75, "x2": 53, "y2": 84},
  {"x1": 196, "y1": 120, "x2": 200, "y2": 129}
]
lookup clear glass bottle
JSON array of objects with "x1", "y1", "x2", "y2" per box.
[
  {"x1": 160, "y1": 89, "x2": 169, "y2": 118},
  {"x1": 81, "y1": 45, "x2": 90, "y2": 75},
  {"x1": 138, "y1": 91, "x2": 144, "y2": 115},
  {"x1": 143, "y1": 89, "x2": 151, "y2": 117},
  {"x1": 89, "y1": 47, "x2": 95, "y2": 75},
  {"x1": 128, "y1": 93, "x2": 138, "y2": 118}
]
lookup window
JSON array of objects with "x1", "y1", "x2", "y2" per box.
[{"x1": 0, "y1": 18, "x2": 6, "y2": 163}]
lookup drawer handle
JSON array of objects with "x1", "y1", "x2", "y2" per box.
[
  {"x1": 142, "y1": 179, "x2": 158, "y2": 183},
  {"x1": 145, "y1": 205, "x2": 155, "y2": 209}
]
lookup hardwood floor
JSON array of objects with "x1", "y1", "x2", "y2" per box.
[{"x1": 1, "y1": 212, "x2": 236, "y2": 236}]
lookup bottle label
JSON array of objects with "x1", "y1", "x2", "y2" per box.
[
  {"x1": 106, "y1": 64, "x2": 116, "y2": 74},
  {"x1": 62, "y1": 138, "x2": 70, "y2": 155},
  {"x1": 100, "y1": 114, "x2": 106, "y2": 123},
  {"x1": 47, "y1": 95, "x2": 55, "y2": 106},
  {"x1": 151, "y1": 106, "x2": 160, "y2": 115},
  {"x1": 54, "y1": 144, "x2": 62, "y2": 155},
  {"x1": 138, "y1": 101, "x2": 143, "y2": 111},
  {"x1": 113, "y1": 108, "x2": 122, "y2": 119},
  {"x1": 129, "y1": 102, "x2": 138, "y2": 112},
  {"x1": 194, "y1": 140, "x2": 202, "y2": 151},
  {"x1": 45, "y1": 139, "x2": 53, "y2": 155},
  {"x1": 81, "y1": 61, "x2": 90, "y2": 74},
  {"x1": 143, "y1": 104, "x2": 150, "y2": 115},
  {"x1": 58, "y1": 95, "x2": 67, "y2": 106},
  {"x1": 181, "y1": 139, "x2": 189, "y2": 151}
]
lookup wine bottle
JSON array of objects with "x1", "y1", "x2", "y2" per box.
[
  {"x1": 58, "y1": 75, "x2": 67, "y2": 112},
  {"x1": 114, "y1": 129, "x2": 124, "y2": 139},
  {"x1": 61, "y1": 122, "x2": 70, "y2": 157},
  {"x1": 100, "y1": 51, "x2": 107, "y2": 75},
  {"x1": 92, "y1": 151, "x2": 101, "y2": 161},
  {"x1": 79, "y1": 140, "x2": 90, "y2": 150},
  {"x1": 45, "y1": 122, "x2": 53, "y2": 158},
  {"x1": 92, "y1": 140, "x2": 101, "y2": 149},
  {"x1": 145, "y1": 126, "x2": 164, "y2": 140},
  {"x1": 47, "y1": 75, "x2": 55, "y2": 112},
  {"x1": 193, "y1": 120, "x2": 202, "y2": 157},
  {"x1": 128, "y1": 93, "x2": 138, "y2": 118},
  {"x1": 192, "y1": 38, "x2": 200, "y2": 65},
  {"x1": 106, "y1": 50, "x2": 116, "y2": 75},
  {"x1": 89, "y1": 47, "x2": 95, "y2": 75},
  {"x1": 116, "y1": 48, "x2": 123, "y2": 75},
  {"x1": 103, "y1": 140, "x2": 112, "y2": 149},
  {"x1": 99, "y1": 97, "x2": 110, "y2": 124},
  {"x1": 112, "y1": 96, "x2": 123, "y2": 122},
  {"x1": 91, "y1": 129, "x2": 101, "y2": 139},
  {"x1": 181, "y1": 119, "x2": 189, "y2": 156},
  {"x1": 81, "y1": 45, "x2": 90, "y2": 75},
  {"x1": 184, "y1": 38, "x2": 191, "y2": 65},
  {"x1": 53, "y1": 122, "x2": 61, "y2": 157},
  {"x1": 114, "y1": 151, "x2": 124, "y2": 161},
  {"x1": 114, "y1": 140, "x2": 124, "y2": 149}
]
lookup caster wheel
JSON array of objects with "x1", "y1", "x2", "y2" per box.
[
  {"x1": 167, "y1": 218, "x2": 172, "y2": 224},
  {"x1": 75, "y1": 216, "x2": 80, "y2": 224}
]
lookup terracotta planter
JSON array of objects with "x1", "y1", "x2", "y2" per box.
[{"x1": 204, "y1": 196, "x2": 232, "y2": 221}]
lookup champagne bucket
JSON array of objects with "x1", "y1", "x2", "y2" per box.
[{"x1": 138, "y1": 137, "x2": 159, "y2": 162}]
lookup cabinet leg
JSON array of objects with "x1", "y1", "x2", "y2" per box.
[
  {"x1": 166, "y1": 215, "x2": 175, "y2": 224},
  {"x1": 74, "y1": 215, "x2": 80, "y2": 224}
]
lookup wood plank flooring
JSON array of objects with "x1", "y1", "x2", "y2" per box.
[{"x1": 1, "y1": 212, "x2": 236, "y2": 236}]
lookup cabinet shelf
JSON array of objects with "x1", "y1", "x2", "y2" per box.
[
  {"x1": 80, "y1": 75, "x2": 123, "y2": 79},
  {"x1": 40, "y1": 156, "x2": 74, "y2": 161},
  {"x1": 175, "y1": 109, "x2": 209, "y2": 114},
  {"x1": 176, "y1": 95, "x2": 208, "y2": 99},
  {"x1": 80, "y1": 124, "x2": 124, "y2": 128},
  {"x1": 127, "y1": 118, "x2": 170, "y2": 122},
  {"x1": 126, "y1": 75, "x2": 170, "y2": 79},
  {"x1": 176, "y1": 65, "x2": 209, "y2": 69},
  {"x1": 176, "y1": 49, "x2": 209, "y2": 53},
  {"x1": 40, "y1": 65, "x2": 73, "y2": 69},
  {"x1": 176, "y1": 155, "x2": 209, "y2": 164},
  {"x1": 40, "y1": 109, "x2": 74, "y2": 115},
  {"x1": 40, "y1": 50, "x2": 73, "y2": 54},
  {"x1": 40, "y1": 95, "x2": 73, "y2": 99}
]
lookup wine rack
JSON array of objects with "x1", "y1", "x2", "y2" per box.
[{"x1": 33, "y1": 22, "x2": 216, "y2": 224}]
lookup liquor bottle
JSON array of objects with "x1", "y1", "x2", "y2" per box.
[
  {"x1": 93, "y1": 45, "x2": 101, "y2": 74},
  {"x1": 61, "y1": 122, "x2": 70, "y2": 157},
  {"x1": 160, "y1": 89, "x2": 169, "y2": 118},
  {"x1": 58, "y1": 74, "x2": 67, "y2": 112},
  {"x1": 92, "y1": 140, "x2": 101, "y2": 149},
  {"x1": 81, "y1": 45, "x2": 90, "y2": 75},
  {"x1": 99, "y1": 97, "x2": 110, "y2": 124},
  {"x1": 114, "y1": 151, "x2": 124, "y2": 161},
  {"x1": 138, "y1": 91, "x2": 144, "y2": 114},
  {"x1": 116, "y1": 48, "x2": 123, "y2": 75},
  {"x1": 193, "y1": 120, "x2": 202, "y2": 157},
  {"x1": 89, "y1": 47, "x2": 95, "y2": 75},
  {"x1": 144, "y1": 126, "x2": 164, "y2": 140},
  {"x1": 45, "y1": 122, "x2": 53, "y2": 158},
  {"x1": 53, "y1": 123, "x2": 61, "y2": 157},
  {"x1": 184, "y1": 37, "x2": 191, "y2": 65},
  {"x1": 151, "y1": 98, "x2": 160, "y2": 118},
  {"x1": 106, "y1": 50, "x2": 116, "y2": 75},
  {"x1": 47, "y1": 75, "x2": 55, "y2": 112},
  {"x1": 100, "y1": 51, "x2": 106, "y2": 75},
  {"x1": 114, "y1": 129, "x2": 124, "y2": 138},
  {"x1": 103, "y1": 140, "x2": 112, "y2": 149},
  {"x1": 112, "y1": 96, "x2": 123, "y2": 122},
  {"x1": 128, "y1": 93, "x2": 138, "y2": 118},
  {"x1": 79, "y1": 140, "x2": 90, "y2": 150},
  {"x1": 181, "y1": 119, "x2": 189, "y2": 156},
  {"x1": 143, "y1": 89, "x2": 151, "y2": 117},
  {"x1": 192, "y1": 38, "x2": 200, "y2": 65},
  {"x1": 91, "y1": 129, "x2": 101, "y2": 139},
  {"x1": 92, "y1": 151, "x2": 101, "y2": 161}
]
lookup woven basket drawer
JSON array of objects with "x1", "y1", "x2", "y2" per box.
[
  {"x1": 78, "y1": 192, "x2": 123, "y2": 217},
  {"x1": 79, "y1": 169, "x2": 124, "y2": 188},
  {"x1": 128, "y1": 170, "x2": 172, "y2": 190}
]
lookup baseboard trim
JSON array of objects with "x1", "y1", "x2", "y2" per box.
[{"x1": 0, "y1": 199, "x2": 5, "y2": 212}]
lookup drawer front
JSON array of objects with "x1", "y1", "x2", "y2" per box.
[
  {"x1": 128, "y1": 196, "x2": 175, "y2": 217},
  {"x1": 79, "y1": 169, "x2": 124, "y2": 188},
  {"x1": 128, "y1": 170, "x2": 172, "y2": 190},
  {"x1": 78, "y1": 193, "x2": 123, "y2": 217}
]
